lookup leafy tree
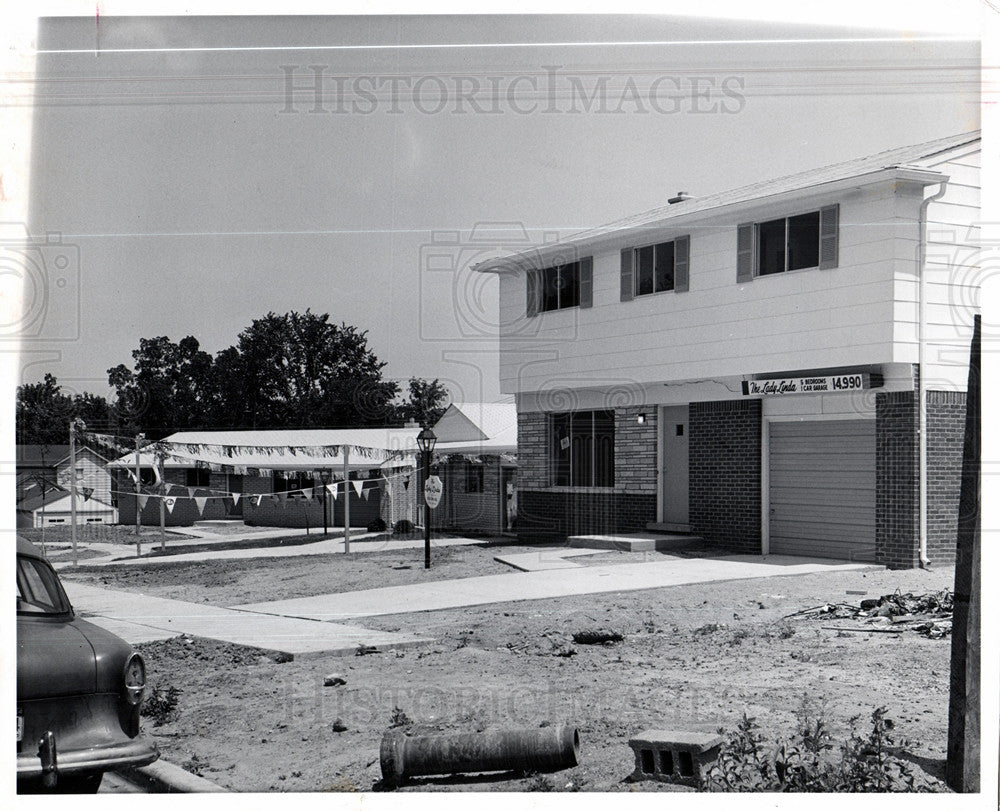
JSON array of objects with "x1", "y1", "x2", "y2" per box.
[
  {"x1": 108, "y1": 335, "x2": 214, "y2": 438},
  {"x1": 206, "y1": 311, "x2": 400, "y2": 428},
  {"x1": 16, "y1": 374, "x2": 117, "y2": 444},
  {"x1": 399, "y1": 377, "x2": 450, "y2": 427},
  {"x1": 16, "y1": 374, "x2": 75, "y2": 444}
]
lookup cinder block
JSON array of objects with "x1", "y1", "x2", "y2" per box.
[{"x1": 628, "y1": 729, "x2": 724, "y2": 786}]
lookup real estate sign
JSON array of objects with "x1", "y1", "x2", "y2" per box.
[
  {"x1": 424, "y1": 475, "x2": 443, "y2": 509},
  {"x1": 741, "y1": 373, "x2": 870, "y2": 396}
]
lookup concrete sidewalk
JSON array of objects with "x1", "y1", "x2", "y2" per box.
[
  {"x1": 235, "y1": 554, "x2": 875, "y2": 621},
  {"x1": 63, "y1": 581, "x2": 432, "y2": 658},
  {"x1": 52, "y1": 534, "x2": 486, "y2": 569}
]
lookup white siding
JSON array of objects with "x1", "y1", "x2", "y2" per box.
[{"x1": 500, "y1": 185, "x2": 903, "y2": 393}]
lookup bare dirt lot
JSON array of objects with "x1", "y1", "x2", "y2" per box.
[{"x1": 58, "y1": 543, "x2": 955, "y2": 793}]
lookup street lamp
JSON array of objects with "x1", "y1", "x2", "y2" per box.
[{"x1": 416, "y1": 427, "x2": 437, "y2": 569}]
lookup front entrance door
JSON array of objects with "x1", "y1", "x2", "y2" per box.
[{"x1": 661, "y1": 405, "x2": 689, "y2": 528}]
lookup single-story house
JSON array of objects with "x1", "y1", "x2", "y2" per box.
[
  {"x1": 16, "y1": 444, "x2": 115, "y2": 507},
  {"x1": 107, "y1": 427, "x2": 421, "y2": 530},
  {"x1": 16, "y1": 487, "x2": 118, "y2": 529},
  {"x1": 430, "y1": 402, "x2": 517, "y2": 534},
  {"x1": 475, "y1": 130, "x2": 979, "y2": 569}
]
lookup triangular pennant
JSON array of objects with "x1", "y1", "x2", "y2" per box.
[
  {"x1": 300, "y1": 487, "x2": 313, "y2": 500},
  {"x1": 194, "y1": 496, "x2": 208, "y2": 515},
  {"x1": 254, "y1": 494, "x2": 264, "y2": 507},
  {"x1": 82, "y1": 487, "x2": 94, "y2": 501},
  {"x1": 361, "y1": 487, "x2": 371, "y2": 501},
  {"x1": 137, "y1": 494, "x2": 150, "y2": 511},
  {"x1": 351, "y1": 480, "x2": 363, "y2": 497},
  {"x1": 231, "y1": 493, "x2": 241, "y2": 506},
  {"x1": 277, "y1": 492, "x2": 288, "y2": 508},
  {"x1": 403, "y1": 477, "x2": 410, "y2": 491},
  {"x1": 186, "y1": 487, "x2": 196, "y2": 498},
  {"x1": 164, "y1": 496, "x2": 177, "y2": 514},
  {"x1": 329, "y1": 484, "x2": 338, "y2": 502}
]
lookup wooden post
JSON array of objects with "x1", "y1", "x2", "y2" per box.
[
  {"x1": 157, "y1": 446, "x2": 166, "y2": 552},
  {"x1": 343, "y1": 446, "x2": 350, "y2": 553},
  {"x1": 68, "y1": 420, "x2": 78, "y2": 568},
  {"x1": 135, "y1": 434, "x2": 143, "y2": 556},
  {"x1": 946, "y1": 314, "x2": 980, "y2": 792}
]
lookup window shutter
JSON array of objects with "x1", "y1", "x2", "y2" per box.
[
  {"x1": 526, "y1": 270, "x2": 538, "y2": 317},
  {"x1": 736, "y1": 223, "x2": 755, "y2": 283},
  {"x1": 579, "y1": 256, "x2": 593, "y2": 308},
  {"x1": 819, "y1": 204, "x2": 839, "y2": 269},
  {"x1": 673, "y1": 235, "x2": 690, "y2": 293},
  {"x1": 620, "y1": 249, "x2": 634, "y2": 301}
]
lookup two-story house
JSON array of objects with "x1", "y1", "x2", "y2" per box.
[{"x1": 475, "y1": 131, "x2": 979, "y2": 569}]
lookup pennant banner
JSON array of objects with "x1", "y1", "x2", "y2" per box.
[
  {"x1": 164, "y1": 497, "x2": 177, "y2": 514},
  {"x1": 232, "y1": 493, "x2": 241, "y2": 506},
  {"x1": 137, "y1": 494, "x2": 149, "y2": 511},
  {"x1": 300, "y1": 487, "x2": 313, "y2": 500},
  {"x1": 361, "y1": 487, "x2": 371, "y2": 501},
  {"x1": 194, "y1": 497, "x2": 208, "y2": 515},
  {"x1": 328, "y1": 484, "x2": 338, "y2": 501},
  {"x1": 351, "y1": 480, "x2": 364, "y2": 497},
  {"x1": 82, "y1": 487, "x2": 94, "y2": 501}
]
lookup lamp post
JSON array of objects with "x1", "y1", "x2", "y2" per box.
[{"x1": 416, "y1": 427, "x2": 437, "y2": 570}]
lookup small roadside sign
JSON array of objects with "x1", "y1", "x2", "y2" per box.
[{"x1": 424, "y1": 475, "x2": 443, "y2": 509}]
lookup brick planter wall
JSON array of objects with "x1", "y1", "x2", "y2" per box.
[
  {"x1": 689, "y1": 399, "x2": 762, "y2": 553},
  {"x1": 926, "y1": 392, "x2": 966, "y2": 566}
]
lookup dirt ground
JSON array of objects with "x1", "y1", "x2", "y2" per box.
[{"x1": 58, "y1": 542, "x2": 956, "y2": 793}]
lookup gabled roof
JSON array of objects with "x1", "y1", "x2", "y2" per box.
[
  {"x1": 17, "y1": 488, "x2": 111, "y2": 514},
  {"x1": 432, "y1": 402, "x2": 517, "y2": 455},
  {"x1": 475, "y1": 130, "x2": 980, "y2": 272},
  {"x1": 16, "y1": 445, "x2": 71, "y2": 466}
]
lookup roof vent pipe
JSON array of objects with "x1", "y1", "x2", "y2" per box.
[{"x1": 668, "y1": 192, "x2": 693, "y2": 204}]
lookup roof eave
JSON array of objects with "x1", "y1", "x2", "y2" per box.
[{"x1": 473, "y1": 166, "x2": 949, "y2": 274}]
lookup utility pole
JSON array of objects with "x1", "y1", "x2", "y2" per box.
[
  {"x1": 157, "y1": 445, "x2": 166, "y2": 552},
  {"x1": 68, "y1": 419, "x2": 83, "y2": 568},
  {"x1": 343, "y1": 446, "x2": 351, "y2": 554},
  {"x1": 134, "y1": 433, "x2": 144, "y2": 557}
]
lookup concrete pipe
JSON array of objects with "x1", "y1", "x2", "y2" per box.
[{"x1": 380, "y1": 724, "x2": 580, "y2": 784}]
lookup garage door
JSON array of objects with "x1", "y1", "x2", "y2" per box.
[{"x1": 769, "y1": 420, "x2": 876, "y2": 561}]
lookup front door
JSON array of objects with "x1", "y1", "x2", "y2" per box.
[{"x1": 661, "y1": 405, "x2": 689, "y2": 527}]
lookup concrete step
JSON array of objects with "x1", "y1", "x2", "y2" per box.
[
  {"x1": 647, "y1": 521, "x2": 691, "y2": 534},
  {"x1": 567, "y1": 533, "x2": 701, "y2": 553}
]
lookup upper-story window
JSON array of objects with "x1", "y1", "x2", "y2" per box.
[
  {"x1": 738, "y1": 204, "x2": 838, "y2": 281},
  {"x1": 540, "y1": 262, "x2": 580, "y2": 312},
  {"x1": 620, "y1": 235, "x2": 690, "y2": 301},
  {"x1": 526, "y1": 257, "x2": 593, "y2": 317},
  {"x1": 635, "y1": 241, "x2": 675, "y2": 294}
]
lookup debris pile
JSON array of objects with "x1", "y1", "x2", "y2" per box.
[{"x1": 785, "y1": 589, "x2": 953, "y2": 638}]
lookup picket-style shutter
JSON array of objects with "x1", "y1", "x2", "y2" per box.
[
  {"x1": 673, "y1": 235, "x2": 690, "y2": 293},
  {"x1": 819, "y1": 204, "x2": 839, "y2": 269},
  {"x1": 620, "y1": 249, "x2": 634, "y2": 301},
  {"x1": 579, "y1": 257, "x2": 593, "y2": 308},
  {"x1": 526, "y1": 270, "x2": 538, "y2": 317},
  {"x1": 736, "y1": 223, "x2": 755, "y2": 283}
]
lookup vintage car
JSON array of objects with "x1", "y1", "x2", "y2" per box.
[{"x1": 16, "y1": 537, "x2": 158, "y2": 792}]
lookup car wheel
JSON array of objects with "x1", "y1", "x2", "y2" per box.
[{"x1": 55, "y1": 772, "x2": 104, "y2": 793}]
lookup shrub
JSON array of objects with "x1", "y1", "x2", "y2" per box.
[
  {"x1": 142, "y1": 684, "x2": 182, "y2": 726},
  {"x1": 704, "y1": 708, "x2": 926, "y2": 792},
  {"x1": 393, "y1": 520, "x2": 415, "y2": 535},
  {"x1": 367, "y1": 517, "x2": 387, "y2": 533}
]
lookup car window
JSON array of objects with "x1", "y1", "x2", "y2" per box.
[{"x1": 16, "y1": 555, "x2": 71, "y2": 615}]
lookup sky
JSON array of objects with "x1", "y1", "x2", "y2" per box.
[{"x1": 7, "y1": 4, "x2": 985, "y2": 412}]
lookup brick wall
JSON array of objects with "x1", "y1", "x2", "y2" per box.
[
  {"x1": 518, "y1": 490, "x2": 656, "y2": 540},
  {"x1": 926, "y1": 391, "x2": 966, "y2": 566},
  {"x1": 875, "y1": 387, "x2": 966, "y2": 568},
  {"x1": 689, "y1": 399, "x2": 762, "y2": 553},
  {"x1": 615, "y1": 406, "x2": 658, "y2": 493},
  {"x1": 517, "y1": 411, "x2": 548, "y2": 489}
]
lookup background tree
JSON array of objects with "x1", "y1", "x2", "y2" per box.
[
  {"x1": 207, "y1": 311, "x2": 400, "y2": 428},
  {"x1": 399, "y1": 377, "x2": 450, "y2": 427},
  {"x1": 16, "y1": 373, "x2": 74, "y2": 444},
  {"x1": 108, "y1": 335, "x2": 214, "y2": 438}
]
